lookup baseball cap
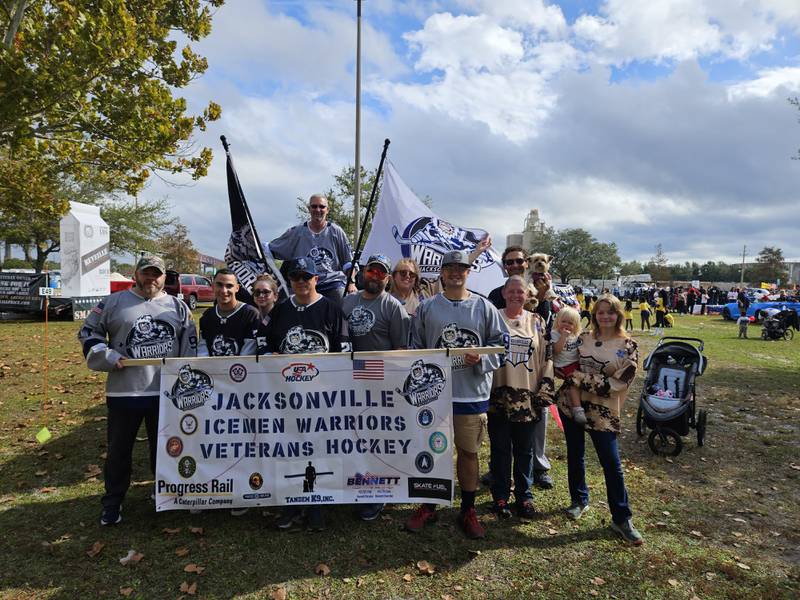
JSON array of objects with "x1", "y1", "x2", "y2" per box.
[
  {"x1": 366, "y1": 254, "x2": 391, "y2": 273},
  {"x1": 286, "y1": 257, "x2": 318, "y2": 276},
  {"x1": 135, "y1": 255, "x2": 166, "y2": 274},
  {"x1": 441, "y1": 250, "x2": 470, "y2": 267}
]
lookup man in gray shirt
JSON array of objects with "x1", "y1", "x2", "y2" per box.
[
  {"x1": 342, "y1": 254, "x2": 411, "y2": 521},
  {"x1": 269, "y1": 194, "x2": 356, "y2": 305},
  {"x1": 78, "y1": 255, "x2": 197, "y2": 526},
  {"x1": 405, "y1": 250, "x2": 506, "y2": 539}
]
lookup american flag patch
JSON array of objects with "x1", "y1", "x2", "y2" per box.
[
  {"x1": 353, "y1": 359, "x2": 384, "y2": 380},
  {"x1": 91, "y1": 302, "x2": 104, "y2": 315}
]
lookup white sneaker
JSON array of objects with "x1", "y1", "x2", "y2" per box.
[{"x1": 230, "y1": 508, "x2": 249, "y2": 516}]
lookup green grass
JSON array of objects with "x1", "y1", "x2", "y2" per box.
[{"x1": 0, "y1": 311, "x2": 798, "y2": 599}]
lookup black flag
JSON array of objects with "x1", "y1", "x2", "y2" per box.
[{"x1": 221, "y1": 136, "x2": 288, "y2": 301}]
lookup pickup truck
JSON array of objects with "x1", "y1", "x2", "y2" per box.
[{"x1": 164, "y1": 271, "x2": 214, "y2": 309}]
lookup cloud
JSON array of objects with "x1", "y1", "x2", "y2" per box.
[{"x1": 727, "y1": 66, "x2": 800, "y2": 100}]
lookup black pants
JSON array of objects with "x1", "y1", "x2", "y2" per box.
[
  {"x1": 102, "y1": 399, "x2": 159, "y2": 510},
  {"x1": 655, "y1": 311, "x2": 665, "y2": 327}
]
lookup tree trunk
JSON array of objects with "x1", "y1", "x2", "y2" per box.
[
  {"x1": 23, "y1": 242, "x2": 32, "y2": 262},
  {"x1": 3, "y1": 0, "x2": 29, "y2": 50},
  {"x1": 2, "y1": 240, "x2": 11, "y2": 261}
]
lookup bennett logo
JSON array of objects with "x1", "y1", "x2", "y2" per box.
[
  {"x1": 229, "y1": 363, "x2": 247, "y2": 383},
  {"x1": 396, "y1": 359, "x2": 446, "y2": 407},
  {"x1": 164, "y1": 364, "x2": 213, "y2": 411},
  {"x1": 346, "y1": 472, "x2": 400, "y2": 487},
  {"x1": 407, "y1": 477, "x2": 452, "y2": 501},
  {"x1": 281, "y1": 362, "x2": 319, "y2": 383}
]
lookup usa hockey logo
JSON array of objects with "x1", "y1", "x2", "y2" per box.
[
  {"x1": 392, "y1": 216, "x2": 494, "y2": 277},
  {"x1": 164, "y1": 364, "x2": 214, "y2": 411},
  {"x1": 396, "y1": 359, "x2": 447, "y2": 407}
]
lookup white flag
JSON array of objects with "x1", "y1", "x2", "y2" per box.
[{"x1": 362, "y1": 161, "x2": 505, "y2": 296}]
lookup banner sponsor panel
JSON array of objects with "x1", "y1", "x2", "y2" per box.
[{"x1": 155, "y1": 352, "x2": 454, "y2": 511}]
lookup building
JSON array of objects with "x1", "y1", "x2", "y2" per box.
[{"x1": 506, "y1": 209, "x2": 549, "y2": 252}]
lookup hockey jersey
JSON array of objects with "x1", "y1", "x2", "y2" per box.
[
  {"x1": 198, "y1": 303, "x2": 263, "y2": 356},
  {"x1": 264, "y1": 296, "x2": 343, "y2": 354}
]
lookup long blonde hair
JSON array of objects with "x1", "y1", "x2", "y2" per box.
[
  {"x1": 389, "y1": 258, "x2": 421, "y2": 295},
  {"x1": 591, "y1": 294, "x2": 626, "y2": 338}
]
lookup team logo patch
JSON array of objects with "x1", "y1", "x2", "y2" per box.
[
  {"x1": 428, "y1": 431, "x2": 448, "y2": 454},
  {"x1": 414, "y1": 451, "x2": 434, "y2": 474},
  {"x1": 125, "y1": 314, "x2": 176, "y2": 359},
  {"x1": 166, "y1": 436, "x2": 183, "y2": 457},
  {"x1": 249, "y1": 472, "x2": 264, "y2": 491},
  {"x1": 396, "y1": 359, "x2": 447, "y2": 407},
  {"x1": 280, "y1": 326, "x2": 328, "y2": 354},
  {"x1": 392, "y1": 216, "x2": 495, "y2": 277},
  {"x1": 178, "y1": 456, "x2": 196, "y2": 479},
  {"x1": 229, "y1": 363, "x2": 248, "y2": 383},
  {"x1": 307, "y1": 246, "x2": 335, "y2": 273},
  {"x1": 346, "y1": 304, "x2": 376, "y2": 336},
  {"x1": 164, "y1": 364, "x2": 214, "y2": 411},
  {"x1": 416, "y1": 407, "x2": 435, "y2": 428},
  {"x1": 436, "y1": 323, "x2": 481, "y2": 348},
  {"x1": 504, "y1": 333, "x2": 534, "y2": 368},
  {"x1": 211, "y1": 334, "x2": 239, "y2": 356},
  {"x1": 180, "y1": 413, "x2": 198, "y2": 435},
  {"x1": 282, "y1": 362, "x2": 319, "y2": 382}
]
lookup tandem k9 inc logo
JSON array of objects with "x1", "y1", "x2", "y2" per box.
[
  {"x1": 281, "y1": 362, "x2": 319, "y2": 383},
  {"x1": 407, "y1": 477, "x2": 452, "y2": 501},
  {"x1": 164, "y1": 364, "x2": 213, "y2": 411}
]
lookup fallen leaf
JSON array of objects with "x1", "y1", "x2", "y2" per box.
[
  {"x1": 402, "y1": 574, "x2": 413, "y2": 582},
  {"x1": 188, "y1": 526, "x2": 204, "y2": 535},
  {"x1": 668, "y1": 579, "x2": 679, "y2": 586},
  {"x1": 591, "y1": 577, "x2": 606, "y2": 586},
  {"x1": 475, "y1": 575, "x2": 485, "y2": 581},
  {"x1": 665, "y1": 457, "x2": 674, "y2": 463},
  {"x1": 38, "y1": 487, "x2": 57, "y2": 494},
  {"x1": 736, "y1": 562, "x2": 751, "y2": 570},
  {"x1": 416, "y1": 560, "x2": 435, "y2": 575},
  {"x1": 86, "y1": 541, "x2": 105, "y2": 558},
  {"x1": 547, "y1": 528, "x2": 558, "y2": 535},
  {"x1": 732, "y1": 517, "x2": 747, "y2": 523},
  {"x1": 119, "y1": 550, "x2": 144, "y2": 566},
  {"x1": 119, "y1": 587, "x2": 133, "y2": 597},
  {"x1": 441, "y1": 595, "x2": 456, "y2": 600},
  {"x1": 84, "y1": 464, "x2": 102, "y2": 478},
  {"x1": 589, "y1": 591, "x2": 599, "y2": 597},
  {"x1": 163, "y1": 527, "x2": 182, "y2": 535},
  {"x1": 175, "y1": 547, "x2": 190, "y2": 557},
  {"x1": 184, "y1": 563, "x2": 205, "y2": 575},
  {"x1": 789, "y1": 464, "x2": 800, "y2": 471},
  {"x1": 732, "y1": 532, "x2": 743, "y2": 538},
  {"x1": 34, "y1": 469, "x2": 48, "y2": 476},
  {"x1": 269, "y1": 586, "x2": 287, "y2": 600},
  {"x1": 179, "y1": 581, "x2": 198, "y2": 595},
  {"x1": 356, "y1": 577, "x2": 365, "y2": 587},
  {"x1": 453, "y1": 585, "x2": 464, "y2": 591},
  {"x1": 690, "y1": 530, "x2": 704, "y2": 538},
  {"x1": 662, "y1": 511, "x2": 671, "y2": 516},
  {"x1": 315, "y1": 563, "x2": 331, "y2": 576}
]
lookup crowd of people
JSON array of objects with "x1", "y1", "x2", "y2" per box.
[{"x1": 78, "y1": 194, "x2": 644, "y2": 545}]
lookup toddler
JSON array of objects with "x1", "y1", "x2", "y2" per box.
[
  {"x1": 737, "y1": 310, "x2": 750, "y2": 339},
  {"x1": 624, "y1": 300, "x2": 634, "y2": 331},
  {"x1": 552, "y1": 307, "x2": 586, "y2": 425}
]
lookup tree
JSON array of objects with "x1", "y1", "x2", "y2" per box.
[
  {"x1": 619, "y1": 260, "x2": 644, "y2": 276},
  {"x1": 750, "y1": 247, "x2": 788, "y2": 284},
  {"x1": 1, "y1": 0, "x2": 223, "y2": 206},
  {"x1": 646, "y1": 244, "x2": 671, "y2": 283},
  {"x1": 101, "y1": 197, "x2": 175, "y2": 258},
  {"x1": 541, "y1": 228, "x2": 619, "y2": 283},
  {"x1": 157, "y1": 223, "x2": 198, "y2": 273}
]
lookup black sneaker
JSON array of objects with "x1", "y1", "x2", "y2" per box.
[
  {"x1": 276, "y1": 507, "x2": 302, "y2": 530},
  {"x1": 610, "y1": 519, "x2": 643, "y2": 545},
  {"x1": 358, "y1": 503, "x2": 384, "y2": 522},
  {"x1": 307, "y1": 506, "x2": 325, "y2": 532},
  {"x1": 533, "y1": 471, "x2": 553, "y2": 490},
  {"x1": 491, "y1": 499, "x2": 512, "y2": 519},
  {"x1": 100, "y1": 506, "x2": 122, "y2": 526},
  {"x1": 516, "y1": 500, "x2": 538, "y2": 520}
]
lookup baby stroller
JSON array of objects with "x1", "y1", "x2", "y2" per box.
[
  {"x1": 760, "y1": 309, "x2": 798, "y2": 341},
  {"x1": 637, "y1": 337, "x2": 708, "y2": 456}
]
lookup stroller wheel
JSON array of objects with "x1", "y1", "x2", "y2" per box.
[
  {"x1": 761, "y1": 329, "x2": 768, "y2": 340},
  {"x1": 697, "y1": 409, "x2": 707, "y2": 447},
  {"x1": 784, "y1": 329, "x2": 794, "y2": 341},
  {"x1": 648, "y1": 428, "x2": 683, "y2": 457},
  {"x1": 636, "y1": 404, "x2": 646, "y2": 436}
]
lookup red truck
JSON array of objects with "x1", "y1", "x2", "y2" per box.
[{"x1": 164, "y1": 271, "x2": 214, "y2": 309}]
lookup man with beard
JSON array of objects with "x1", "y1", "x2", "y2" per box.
[
  {"x1": 269, "y1": 194, "x2": 356, "y2": 305},
  {"x1": 341, "y1": 254, "x2": 410, "y2": 521},
  {"x1": 265, "y1": 257, "x2": 343, "y2": 532},
  {"x1": 405, "y1": 250, "x2": 506, "y2": 539},
  {"x1": 78, "y1": 255, "x2": 196, "y2": 526}
]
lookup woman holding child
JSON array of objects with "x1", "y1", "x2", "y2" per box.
[{"x1": 557, "y1": 294, "x2": 643, "y2": 545}]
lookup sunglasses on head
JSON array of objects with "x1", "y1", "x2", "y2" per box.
[
  {"x1": 253, "y1": 289, "x2": 273, "y2": 297},
  {"x1": 289, "y1": 272, "x2": 314, "y2": 281},
  {"x1": 504, "y1": 258, "x2": 526, "y2": 266}
]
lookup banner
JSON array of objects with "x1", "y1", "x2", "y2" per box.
[
  {"x1": 155, "y1": 352, "x2": 454, "y2": 511},
  {"x1": 362, "y1": 161, "x2": 504, "y2": 296},
  {"x1": 222, "y1": 143, "x2": 288, "y2": 299}
]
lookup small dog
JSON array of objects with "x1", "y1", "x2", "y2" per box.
[{"x1": 528, "y1": 253, "x2": 553, "y2": 275}]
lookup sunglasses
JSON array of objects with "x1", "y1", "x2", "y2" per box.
[
  {"x1": 309, "y1": 204, "x2": 327, "y2": 209},
  {"x1": 504, "y1": 258, "x2": 526, "y2": 266},
  {"x1": 289, "y1": 273, "x2": 314, "y2": 282},
  {"x1": 253, "y1": 289, "x2": 273, "y2": 297},
  {"x1": 365, "y1": 267, "x2": 388, "y2": 278},
  {"x1": 394, "y1": 270, "x2": 416, "y2": 277}
]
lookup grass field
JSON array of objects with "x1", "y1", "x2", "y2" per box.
[{"x1": 0, "y1": 310, "x2": 798, "y2": 599}]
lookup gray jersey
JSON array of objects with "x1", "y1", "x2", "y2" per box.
[
  {"x1": 411, "y1": 292, "x2": 507, "y2": 408},
  {"x1": 269, "y1": 221, "x2": 353, "y2": 291},
  {"x1": 342, "y1": 291, "x2": 410, "y2": 351},
  {"x1": 78, "y1": 289, "x2": 197, "y2": 404}
]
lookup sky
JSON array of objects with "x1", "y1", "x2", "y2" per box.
[{"x1": 144, "y1": 0, "x2": 800, "y2": 265}]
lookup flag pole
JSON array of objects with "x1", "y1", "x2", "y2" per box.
[
  {"x1": 353, "y1": 0, "x2": 363, "y2": 244},
  {"x1": 347, "y1": 138, "x2": 390, "y2": 286}
]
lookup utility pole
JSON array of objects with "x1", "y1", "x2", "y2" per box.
[
  {"x1": 353, "y1": 0, "x2": 363, "y2": 244},
  {"x1": 740, "y1": 245, "x2": 746, "y2": 285}
]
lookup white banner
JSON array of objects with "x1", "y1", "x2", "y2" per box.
[
  {"x1": 362, "y1": 161, "x2": 505, "y2": 296},
  {"x1": 155, "y1": 352, "x2": 454, "y2": 511}
]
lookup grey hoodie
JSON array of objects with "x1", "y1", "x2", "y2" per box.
[{"x1": 78, "y1": 289, "x2": 197, "y2": 406}]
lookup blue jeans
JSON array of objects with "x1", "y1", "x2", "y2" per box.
[
  {"x1": 560, "y1": 409, "x2": 632, "y2": 525},
  {"x1": 487, "y1": 411, "x2": 535, "y2": 503}
]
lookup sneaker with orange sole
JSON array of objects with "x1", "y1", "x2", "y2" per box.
[
  {"x1": 458, "y1": 507, "x2": 486, "y2": 539},
  {"x1": 405, "y1": 504, "x2": 437, "y2": 532}
]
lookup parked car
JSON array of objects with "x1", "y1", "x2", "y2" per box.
[
  {"x1": 164, "y1": 271, "x2": 214, "y2": 309},
  {"x1": 721, "y1": 300, "x2": 800, "y2": 322}
]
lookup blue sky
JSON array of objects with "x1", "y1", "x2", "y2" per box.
[{"x1": 143, "y1": 0, "x2": 800, "y2": 267}]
